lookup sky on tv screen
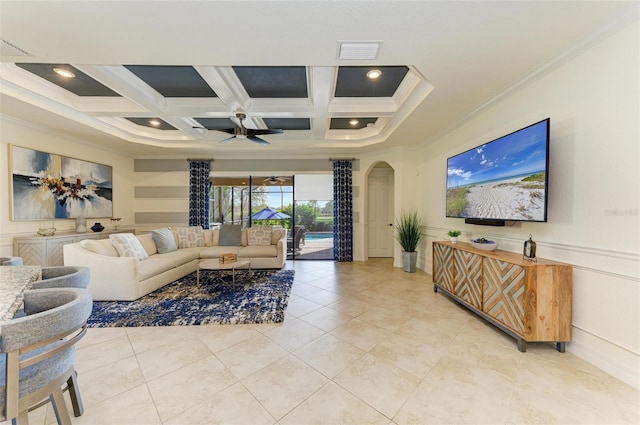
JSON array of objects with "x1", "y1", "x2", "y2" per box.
[{"x1": 447, "y1": 121, "x2": 548, "y2": 188}]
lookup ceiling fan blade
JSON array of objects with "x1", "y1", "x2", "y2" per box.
[
  {"x1": 248, "y1": 128, "x2": 283, "y2": 136},
  {"x1": 219, "y1": 135, "x2": 236, "y2": 144},
  {"x1": 248, "y1": 136, "x2": 270, "y2": 145},
  {"x1": 219, "y1": 128, "x2": 237, "y2": 135}
]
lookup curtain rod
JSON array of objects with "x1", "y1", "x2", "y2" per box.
[
  {"x1": 187, "y1": 158, "x2": 214, "y2": 162},
  {"x1": 328, "y1": 157, "x2": 356, "y2": 161}
]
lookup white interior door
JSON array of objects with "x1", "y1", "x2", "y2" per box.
[{"x1": 367, "y1": 167, "x2": 394, "y2": 257}]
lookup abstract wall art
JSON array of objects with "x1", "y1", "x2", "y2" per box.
[{"x1": 10, "y1": 145, "x2": 113, "y2": 220}]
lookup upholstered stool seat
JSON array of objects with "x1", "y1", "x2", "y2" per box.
[
  {"x1": 0, "y1": 257, "x2": 23, "y2": 266},
  {"x1": 33, "y1": 266, "x2": 90, "y2": 290},
  {"x1": 1, "y1": 288, "x2": 93, "y2": 424}
]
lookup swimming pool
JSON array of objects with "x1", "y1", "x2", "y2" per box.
[{"x1": 304, "y1": 232, "x2": 333, "y2": 240}]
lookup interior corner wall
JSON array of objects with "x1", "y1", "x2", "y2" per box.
[
  {"x1": 0, "y1": 116, "x2": 135, "y2": 255},
  {"x1": 416, "y1": 21, "x2": 639, "y2": 389}
]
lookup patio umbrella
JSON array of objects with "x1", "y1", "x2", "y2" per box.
[{"x1": 250, "y1": 207, "x2": 291, "y2": 220}]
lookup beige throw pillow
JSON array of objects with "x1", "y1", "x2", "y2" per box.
[
  {"x1": 137, "y1": 234, "x2": 158, "y2": 257},
  {"x1": 248, "y1": 227, "x2": 272, "y2": 246},
  {"x1": 175, "y1": 226, "x2": 205, "y2": 248}
]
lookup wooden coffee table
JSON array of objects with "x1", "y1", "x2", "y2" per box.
[{"x1": 197, "y1": 259, "x2": 251, "y2": 288}]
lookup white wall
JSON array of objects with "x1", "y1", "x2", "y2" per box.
[
  {"x1": 0, "y1": 117, "x2": 135, "y2": 256},
  {"x1": 415, "y1": 22, "x2": 639, "y2": 388}
]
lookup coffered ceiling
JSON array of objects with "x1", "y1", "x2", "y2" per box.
[{"x1": 0, "y1": 1, "x2": 636, "y2": 158}]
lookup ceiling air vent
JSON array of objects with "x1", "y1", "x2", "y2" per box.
[
  {"x1": 1, "y1": 39, "x2": 31, "y2": 57},
  {"x1": 338, "y1": 42, "x2": 381, "y2": 60}
]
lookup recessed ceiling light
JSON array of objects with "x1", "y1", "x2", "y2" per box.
[
  {"x1": 149, "y1": 119, "x2": 161, "y2": 127},
  {"x1": 366, "y1": 69, "x2": 382, "y2": 79},
  {"x1": 53, "y1": 67, "x2": 75, "y2": 78},
  {"x1": 349, "y1": 119, "x2": 360, "y2": 126}
]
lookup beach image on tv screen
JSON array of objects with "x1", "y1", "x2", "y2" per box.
[{"x1": 446, "y1": 121, "x2": 548, "y2": 221}]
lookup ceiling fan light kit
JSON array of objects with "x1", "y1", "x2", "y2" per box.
[{"x1": 219, "y1": 112, "x2": 283, "y2": 145}]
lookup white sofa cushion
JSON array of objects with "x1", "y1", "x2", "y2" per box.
[
  {"x1": 175, "y1": 226, "x2": 205, "y2": 248},
  {"x1": 239, "y1": 245, "x2": 278, "y2": 258},
  {"x1": 154, "y1": 247, "x2": 201, "y2": 267},
  {"x1": 138, "y1": 257, "x2": 176, "y2": 281},
  {"x1": 79, "y1": 239, "x2": 119, "y2": 257},
  {"x1": 199, "y1": 246, "x2": 242, "y2": 259},
  {"x1": 109, "y1": 233, "x2": 149, "y2": 260}
]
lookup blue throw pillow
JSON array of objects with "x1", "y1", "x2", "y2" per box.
[
  {"x1": 219, "y1": 225, "x2": 242, "y2": 246},
  {"x1": 151, "y1": 228, "x2": 178, "y2": 254}
]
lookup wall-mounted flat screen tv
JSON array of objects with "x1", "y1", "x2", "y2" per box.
[{"x1": 446, "y1": 118, "x2": 550, "y2": 224}]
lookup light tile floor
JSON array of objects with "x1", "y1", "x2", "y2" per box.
[{"x1": 22, "y1": 259, "x2": 640, "y2": 424}]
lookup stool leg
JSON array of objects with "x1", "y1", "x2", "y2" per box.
[{"x1": 68, "y1": 371, "x2": 84, "y2": 417}]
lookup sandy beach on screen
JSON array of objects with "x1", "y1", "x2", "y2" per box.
[{"x1": 462, "y1": 176, "x2": 545, "y2": 221}]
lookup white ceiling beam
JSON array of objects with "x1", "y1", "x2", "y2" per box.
[{"x1": 309, "y1": 67, "x2": 334, "y2": 140}]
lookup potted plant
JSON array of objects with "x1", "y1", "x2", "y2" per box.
[
  {"x1": 447, "y1": 230, "x2": 461, "y2": 244},
  {"x1": 394, "y1": 210, "x2": 425, "y2": 273}
]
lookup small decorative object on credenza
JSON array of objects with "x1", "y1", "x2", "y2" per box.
[
  {"x1": 523, "y1": 234, "x2": 537, "y2": 262},
  {"x1": 447, "y1": 230, "x2": 461, "y2": 244},
  {"x1": 37, "y1": 221, "x2": 56, "y2": 236},
  {"x1": 219, "y1": 253, "x2": 237, "y2": 263},
  {"x1": 91, "y1": 222, "x2": 105, "y2": 232},
  {"x1": 110, "y1": 217, "x2": 122, "y2": 230},
  {"x1": 76, "y1": 216, "x2": 86, "y2": 233},
  {"x1": 470, "y1": 238, "x2": 498, "y2": 251}
]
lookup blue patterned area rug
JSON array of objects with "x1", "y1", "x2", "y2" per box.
[{"x1": 87, "y1": 269, "x2": 294, "y2": 327}]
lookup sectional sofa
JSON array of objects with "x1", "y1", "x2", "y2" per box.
[{"x1": 63, "y1": 226, "x2": 286, "y2": 301}]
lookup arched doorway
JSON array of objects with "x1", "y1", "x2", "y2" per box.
[{"x1": 367, "y1": 162, "x2": 394, "y2": 258}]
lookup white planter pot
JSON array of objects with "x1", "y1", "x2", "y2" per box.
[
  {"x1": 450, "y1": 237, "x2": 458, "y2": 244},
  {"x1": 402, "y1": 251, "x2": 417, "y2": 273}
]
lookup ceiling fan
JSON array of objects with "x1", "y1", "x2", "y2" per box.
[
  {"x1": 264, "y1": 176, "x2": 290, "y2": 185},
  {"x1": 219, "y1": 113, "x2": 283, "y2": 145}
]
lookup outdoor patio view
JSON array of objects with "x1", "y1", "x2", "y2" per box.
[{"x1": 209, "y1": 175, "x2": 333, "y2": 260}]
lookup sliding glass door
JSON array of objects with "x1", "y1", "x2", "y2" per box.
[
  {"x1": 291, "y1": 174, "x2": 333, "y2": 260},
  {"x1": 209, "y1": 174, "x2": 333, "y2": 260}
]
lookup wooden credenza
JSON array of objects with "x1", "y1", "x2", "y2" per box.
[
  {"x1": 432, "y1": 241, "x2": 572, "y2": 352},
  {"x1": 14, "y1": 229, "x2": 134, "y2": 266}
]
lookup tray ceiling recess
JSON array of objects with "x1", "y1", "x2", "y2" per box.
[{"x1": 1, "y1": 62, "x2": 434, "y2": 149}]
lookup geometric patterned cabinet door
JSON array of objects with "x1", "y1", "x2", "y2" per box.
[
  {"x1": 432, "y1": 243, "x2": 453, "y2": 293},
  {"x1": 482, "y1": 258, "x2": 525, "y2": 334},
  {"x1": 453, "y1": 249, "x2": 483, "y2": 310},
  {"x1": 432, "y1": 241, "x2": 572, "y2": 352},
  {"x1": 46, "y1": 237, "x2": 76, "y2": 267}
]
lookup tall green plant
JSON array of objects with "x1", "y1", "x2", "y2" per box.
[{"x1": 394, "y1": 210, "x2": 425, "y2": 252}]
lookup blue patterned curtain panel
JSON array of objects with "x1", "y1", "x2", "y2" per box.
[
  {"x1": 333, "y1": 160, "x2": 353, "y2": 262},
  {"x1": 188, "y1": 160, "x2": 211, "y2": 229}
]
